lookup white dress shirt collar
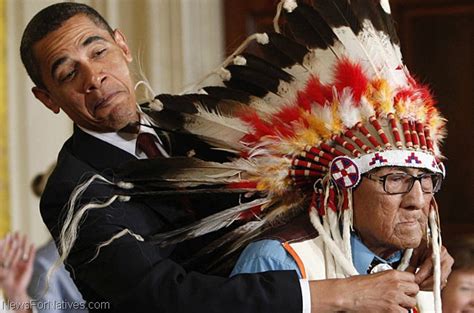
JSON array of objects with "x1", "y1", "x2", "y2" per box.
[{"x1": 78, "y1": 114, "x2": 169, "y2": 159}]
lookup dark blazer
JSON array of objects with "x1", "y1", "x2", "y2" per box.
[{"x1": 40, "y1": 126, "x2": 302, "y2": 313}]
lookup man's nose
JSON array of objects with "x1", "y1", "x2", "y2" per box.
[
  {"x1": 402, "y1": 180, "x2": 426, "y2": 210},
  {"x1": 83, "y1": 64, "x2": 106, "y2": 92}
]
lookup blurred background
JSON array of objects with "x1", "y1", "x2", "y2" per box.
[{"x1": 0, "y1": 0, "x2": 472, "y2": 246}]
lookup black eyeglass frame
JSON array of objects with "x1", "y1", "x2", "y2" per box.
[{"x1": 364, "y1": 172, "x2": 443, "y2": 195}]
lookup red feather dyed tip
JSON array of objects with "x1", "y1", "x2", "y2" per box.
[
  {"x1": 395, "y1": 88, "x2": 415, "y2": 103},
  {"x1": 334, "y1": 59, "x2": 369, "y2": 103},
  {"x1": 418, "y1": 85, "x2": 437, "y2": 107},
  {"x1": 303, "y1": 76, "x2": 333, "y2": 107},
  {"x1": 227, "y1": 181, "x2": 258, "y2": 189},
  {"x1": 271, "y1": 106, "x2": 303, "y2": 138},
  {"x1": 238, "y1": 205, "x2": 263, "y2": 221},
  {"x1": 240, "y1": 111, "x2": 276, "y2": 141},
  {"x1": 297, "y1": 90, "x2": 312, "y2": 112},
  {"x1": 274, "y1": 106, "x2": 303, "y2": 123}
]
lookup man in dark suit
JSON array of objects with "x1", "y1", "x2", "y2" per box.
[{"x1": 20, "y1": 2, "x2": 453, "y2": 313}]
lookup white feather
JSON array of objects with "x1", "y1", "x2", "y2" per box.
[
  {"x1": 338, "y1": 88, "x2": 361, "y2": 128},
  {"x1": 180, "y1": 104, "x2": 249, "y2": 149},
  {"x1": 151, "y1": 197, "x2": 272, "y2": 244},
  {"x1": 312, "y1": 104, "x2": 333, "y2": 128},
  {"x1": 380, "y1": 0, "x2": 391, "y2": 14},
  {"x1": 330, "y1": 25, "x2": 380, "y2": 78},
  {"x1": 359, "y1": 96, "x2": 375, "y2": 119}
]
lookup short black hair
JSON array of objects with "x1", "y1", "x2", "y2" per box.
[{"x1": 20, "y1": 2, "x2": 114, "y2": 88}]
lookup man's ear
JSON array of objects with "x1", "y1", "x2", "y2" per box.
[
  {"x1": 32, "y1": 87, "x2": 60, "y2": 114},
  {"x1": 113, "y1": 29, "x2": 133, "y2": 63}
]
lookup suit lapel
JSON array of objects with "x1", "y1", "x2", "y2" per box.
[{"x1": 71, "y1": 125, "x2": 136, "y2": 172}]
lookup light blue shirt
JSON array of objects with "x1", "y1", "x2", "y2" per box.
[
  {"x1": 28, "y1": 240, "x2": 88, "y2": 313},
  {"x1": 231, "y1": 233, "x2": 402, "y2": 278}
]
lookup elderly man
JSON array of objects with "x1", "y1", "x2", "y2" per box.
[{"x1": 21, "y1": 1, "x2": 452, "y2": 313}]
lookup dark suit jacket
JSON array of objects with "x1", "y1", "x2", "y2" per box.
[{"x1": 40, "y1": 126, "x2": 302, "y2": 313}]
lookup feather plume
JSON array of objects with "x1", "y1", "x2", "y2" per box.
[
  {"x1": 334, "y1": 59, "x2": 369, "y2": 102},
  {"x1": 147, "y1": 198, "x2": 272, "y2": 246},
  {"x1": 338, "y1": 88, "x2": 361, "y2": 128},
  {"x1": 260, "y1": 32, "x2": 309, "y2": 69},
  {"x1": 117, "y1": 157, "x2": 249, "y2": 186},
  {"x1": 312, "y1": 0, "x2": 381, "y2": 78}
]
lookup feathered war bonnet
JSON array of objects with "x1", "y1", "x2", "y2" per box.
[{"x1": 61, "y1": 0, "x2": 446, "y2": 310}]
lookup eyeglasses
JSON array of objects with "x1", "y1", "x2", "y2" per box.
[{"x1": 364, "y1": 172, "x2": 443, "y2": 195}]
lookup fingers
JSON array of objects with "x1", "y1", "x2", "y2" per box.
[
  {"x1": 399, "y1": 292, "x2": 418, "y2": 310},
  {"x1": 373, "y1": 271, "x2": 419, "y2": 311},
  {"x1": 3, "y1": 233, "x2": 17, "y2": 269},
  {"x1": 415, "y1": 244, "x2": 454, "y2": 291},
  {"x1": 414, "y1": 256, "x2": 432, "y2": 286},
  {"x1": 439, "y1": 246, "x2": 453, "y2": 290},
  {"x1": 26, "y1": 244, "x2": 36, "y2": 268},
  {"x1": 0, "y1": 233, "x2": 10, "y2": 266},
  {"x1": 399, "y1": 278, "x2": 420, "y2": 297},
  {"x1": 11, "y1": 234, "x2": 26, "y2": 270},
  {"x1": 0, "y1": 232, "x2": 35, "y2": 270}
]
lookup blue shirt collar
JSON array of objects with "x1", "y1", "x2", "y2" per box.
[{"x1": 351, "y1": 233, "x2": 402, "y2": 275}]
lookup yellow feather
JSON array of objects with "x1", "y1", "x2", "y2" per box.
[{"x1": 331, "y1": 102, "x2": 344, "y2": 134}]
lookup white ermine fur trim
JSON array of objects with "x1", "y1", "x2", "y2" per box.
[
  {"x1": 328, "y1": 209, "x2": 344, "y2": 250},
  {"x1": 49, "y1": 195, "x2": 121, "y2": 294},
  {"x1": 343, "y1": 194, "x2": 353, "y2": 263},
  {"x1": 149, "y1": 99, "x2": 164, "y2": 112},
  {"x1": 90, "y1": 229, "x2": 144, "y2": 262},
  {"x1": 219, "y1": 67, "x2": 232, "y2": 81},
  {"x1": 397, "y1": 248, "x2": 413, "y2": 271},
  {"x1": 323, "y1": 214, "x2": 337, "y2": 278},
  {"x1": 118, "y1": 195, "x2": 131, "y2": 202},
  {"x1": 255, "y1": 33, "x2": 269, "y2": 45},
  {"x1": 283, "y1": 0, "x2": 298, "y2": 12},
  {"x1": 233, "y1": 55, "x2": 247, "y2": 66},
  {"x1": 62, "y1": 175, "x2": 116, "y2": 251},
  {"x1": 309, "y1": 208, "x2": 358, "y2": 276},
  {"x1": 430, "y1": 208, "x2": 442, "y2": 313},
  {"x1": 117, "y1": 181, "x2": 134, "y2": 189}
]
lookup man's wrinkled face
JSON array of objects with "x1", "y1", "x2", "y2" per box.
[
  {"x1": 32, "y1": 14, "x2": 139, "y2": 132},
  {"x1": 353, "y1": 167, "x2": 433, "y2": 258}
]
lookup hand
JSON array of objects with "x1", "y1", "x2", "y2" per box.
[
  {"x1": 406, "y1": 242, "x2": 454, "y2": 291},
  {"x1": 0, "y1": 232, "x2": 36, "y2": 305},
  {"x1": 310, "y1": 270, "x2": 419, "y2": 313}
]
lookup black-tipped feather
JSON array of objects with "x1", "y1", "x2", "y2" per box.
[
  {"x1": 117, "y1": 157, "x2": 240, "y2": 182},
  {"x1": 156, "y1": 94, "x2": 199, "y2": 114},
  {"x1": 285, "y1": 3, "x2": 331, "y2": 49},
  {"x1": 312, "y1": 0, "x2": 362, "y2": 34},
  {"x1": 226, "y1": 65, "x2": 282, "y2": 92},
  {"x1": 241, "y1": 53, "x2": 294, "y2": 83},
  {"x1": 144, "y1": 108, "x2": 186, "y2": 132},
  {"x1": 259, "y1": 32, "x2": 309, "y2": 68},
  {"x1": 203, "y1": 86, "x2": 252, "y2": 103},
  {"x1": 297, "y1": 3, "x2": 339, "y2": 48},
  {"x1": 350, "y1": 0, "x2": 400, "y2": 44},
  {"x1": 225, "y1": 65, "x2": 282, "y2": 96}
]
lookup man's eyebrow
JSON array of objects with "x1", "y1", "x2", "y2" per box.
[{"x1": 82, "y1": 35, "x2": 107, "y2": 47}]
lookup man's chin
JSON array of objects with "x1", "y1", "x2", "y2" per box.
[
  {"x1": 394, "y1": 229, "x2": 424, "y2": 249},
  {"x1": 398, "y1": 236, "x2": 423, "y2": 250}
]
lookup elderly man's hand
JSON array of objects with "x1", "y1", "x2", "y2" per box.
[
  {"x1": 310, "y1": 270, "x2": 419, "y2": 312},
  {"x1": 406, "y1": 242, "x2": 454, "y2": 291}
]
